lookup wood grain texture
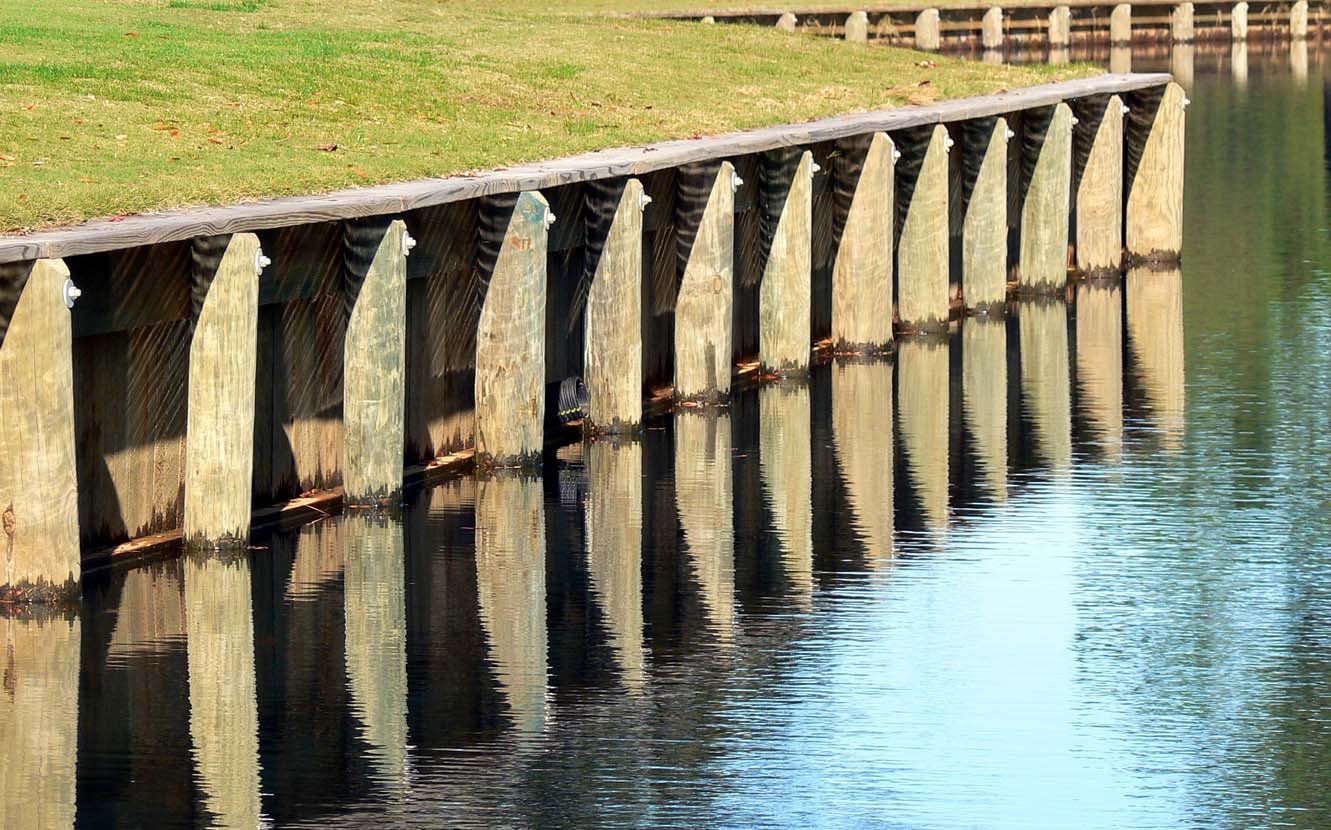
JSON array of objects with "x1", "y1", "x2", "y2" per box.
[
  {"x1": 585, "y1": 180, "x2": 644, "y2": 433},
  {"x1": 1111, "y1": 3, "x2": 1133, "y2": 42},
  {"x1": 1125, "y1": 267, "x2": 1185, "y2": 451},
  {"x1": 1049, "y1": 5, "x2": 1072, "y2": 43},
  {"x1": 1074, "y1": 95, "x2": 1124, "y2": 275},
  {"x1": 675, "y1": 411, "x2": 735, "y2": 645},
  {"x1": 585, "y1": 439, "x2": 645, "y2": 693},
  {"x1": 0, "y1": 75, "x2": 1174, "y2": 268},
  {"x1": 962, "y1": 118, "x2": 1009, "y2": 310},
  {"x1": 982, "y1": 7, "x2": 1004, "y2": 47},
  {"x1": 846, "y1": 10, "x2": 870, "y2": 40},
  {"x1": 1018, "y1": 103, "x2": 1073, "y2": 292},
  {"x1": 1018, "y1": 299, "x2": 1072, "y2": 472},
  {"x1": 475, "y1": 192, "x2": 548, "y2": 467},
  {"x1": 675, "y1": 163, "x2": 736, "y2": 402},
  {"x1": 1231, "y1": 1, "x2": 1248, "y2": 37},
  {"x1": 897, "y1": 125, "x2": 950, "y2": 331},
  {"x1": 916, "y1": 8, "x2": 942, "y2": 47},
  {"x1": 343, "y1": 220, "x2": 407, "y2": 505},
  {"x1": 832, "y1": 133, "x2": 894, "y2": 353},
  {"x1": 0, "y1": 260, "x2": 79, "y2": 598},
  {"x1": 831, "y1": 360, "x2": 894, "y2": 564},
  {"x1": 760, "y1": 151, "x2": 813, "y2": 374},
  {"x1": 962, "y1": 317, "x2": 1008, "y2": 501},
  {"x1": 896, "y1": 336, "x2": 949, "y2": 531},
  {"x1": 760, "y1": 382, "x2": 813, "y2": 607},
  {"x1": 184, "y1": 234, "x2": 260, "y2": 547},
  {"x1": 1075, "y1": 281, "x2": 1123, "y2": 463},
  {"x1": 1126, "y1": 82, "x2": 1186, "y2": 261},
  {"x1": 1172, "y1": 1, "x2": 1195, "y2": 39},
  {"x1": 0, "y1": 612, "x2": 79, "y2": 829}
]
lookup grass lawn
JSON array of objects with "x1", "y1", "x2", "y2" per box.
[{"x1": 0, "y1": 0, "x2": 1094, "y2": 233}]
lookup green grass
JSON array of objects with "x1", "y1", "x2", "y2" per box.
[{"x1": 0, "y1": 0, "x2": 1095, "y2": 233}]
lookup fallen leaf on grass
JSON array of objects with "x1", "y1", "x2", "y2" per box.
[
  {"x1": 208, "y1": 136, "x2": 224, "y2": 144},
  {"x1": 317, "y1": 143, "x2": 338, "y2": 152},
  {"x1": 79, "y1": 177, "x2": 96, "y2": 183},
  {"x1": 351, "y1": 166, "x2": 368, "y2": 179}
]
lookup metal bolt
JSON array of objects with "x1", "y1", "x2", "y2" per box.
[
  {"x1": 1122, "y1": 103, "x2": 1131, "y2": 114},
  {"x1": 892, "y1": 148, "x2": 902, "y2": 162},
  {"x1": 732, "y1": 173, "x2": 744, "y2": 192},
  {"x1": 403, "y1": 231, "x2": 417, "y2": 256},
  {"x1": 1071, "y1": 115, "x2": 1080, "y2": 126},
  {"x1": 1182, "y1": 96, "x2": 1191, "y2": 109},
  {"x1": 945, "y1": 135, "x2": 955, "y2": 150},
  {"x1": 544, "y1": 210, "x2": 557, "y2": 229},
  {"x1": 811, "y1": 161, "x2": 822, "y2": 174},
  {"x1": 63, "y1": 279, "x2": 81, "y2": 309},
  {"x1": 1005, "y1": 127, "x2": 1016, "y2": 140},
  {"x1": 640, "y1": 192, "x2": 653, "y2": 211},
  {"x1": 255, "y1": 250, "x2": 272, "y2": 275}
]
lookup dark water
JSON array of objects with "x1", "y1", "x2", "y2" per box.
[{"x1": 6, "y1": 45, "x2": 1331, "y2": 829}]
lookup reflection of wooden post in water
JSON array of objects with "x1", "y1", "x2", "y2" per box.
[
  {"x1": 962, "y1": 319, "x2": 1008, "y2": 501},
  {"x1": 1232, "y1": 42, "x2": 1249, "y2": 87},
  {"x1": 1110, "y1": 46, "x2": 1132, "y2": 74},
  {"x1": 1019, "y1": 300, "x2": 1072, "y2": 472},
  {"x1": 832, "y1": 361, "x2": 894, "y2": 563},
  {"x1": 896, "y1": 337, "x2": 949, "y2": 531},
  {"x1": 343, "y1": 514, "x2": 409, "y2": 791},
  {"x1": 0, "y1": 611, "x2": 78, "y2": 829},
  {"x1": 674, "y1": 412, "x2": 736, "y2": 644},
  {"x1": 1076, "y1": 282, "x2": 1124, "y2": 463},
  {"x1": 475, "y1": 473, "x2": 548, "y2": 737},
  {"x1": 760, "y1": 383, "x2": 813, "y2": 606},
  {"x1": 1291, "y1": 40, "x2": 1308, "y2": 83},
  {"x1": 585, "y1": 440, "x2": 646, "y2": 692},
  {"x1": 184, "y1": 552, "x2": 263, "y2": 830},
  {"x1": 1170, "y1": 44, "x2": 1195, "y2": 89},
  {"x1": 1126, "y1": 268, "x2": 1186, "y2": 451}
]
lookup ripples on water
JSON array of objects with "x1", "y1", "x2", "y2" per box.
[{"x1": 3, "y1": 45, "x2": 1331, "y2": 830}]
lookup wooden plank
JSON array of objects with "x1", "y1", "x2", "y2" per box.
[
  {"x1": 585, "y1": 438, "x2": 645, "y2": 692},
  {"x1": 962, "y1": 317, "x2": 1008, "y2": 501},
  {"x1": 475, "y1": 192, "x2": 549, "y2": 468},
  {"x1": 916, "y1": 7, "x2": 942, "y2": 47},
  {"x1": 961, "y1": 117, "x2": 1009, "y2": 310},
  {"x1": 832, "y1": 133, "x2": 894, "y2": 353},
  {"x1": 343, "y1": 219, "x2": 408, "y2": 505},
  {"x1": 0, "y1": 260, "x2": 80, "y2": 600},
  {"x1": 1073, "y1": 95, "x2": 1125, "y2": 275},
  {"x1": 584, "y1": 179, "x2": 646, "y2": 433},
  {"x1": 831, "y1": 359, "x2": 894, "y2": 563},
  {"x1": 759, "y1": 382, "x2": 813, "y2": 606},
  {"x1": 760, "y1": 151, "x2": 813, "y2": 374},
  {"x1": 1126, "y1": 82, "x2": 1186, "y2": 262},
  {"x1": 1018, "y1": 103, "x2": 1073, "y2": 292},
  {"x1": 897, "y1": 125, "x2": 950, "y2": 331},
  {"x1": 1075, "y1": 280, "x2": 1123, "y2": 463},
  {"x1": 183, "y1": 233, "x2": 261, "y2": 547},
  {"x1": 0, "y1": 77, "x2": 1177, "y2": 267},
  {"x1": 675, "y1": 163, "x2": 737, "y2": 402}
]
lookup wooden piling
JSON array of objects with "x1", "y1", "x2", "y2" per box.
[
  {"x1": 759, "y1": 382, "x2": 813, "y2": 606},
  {"x1": 897, "y1": 125, "x2": 950, "y2": 331},
  {"x1": 343, "y1": 219, "x2": 407, "y2": 506},
  {"x1": 1110, "y1": 3, "x2": 1132, "y2": 44},
  {"x1": 184, "y1": 233, "x2": 261, "y2": 548},
  {"x1": 1292, "y1": 0, "x2": 1309, "y2": 37},
  {"x1": 962, "y1": 318, "x2": 1008, "y2": 501},
  {"x1": 1231, "y1": 1, "x2": 1249, "y2": 39},
  {"x1": 1049, "y1": 5, "x2": 1072, "y2": 46},
  {"x1": 585, "y1": 439, "x2": 645, "y2": 692},
  {"x1": 1073, "y1": 96, "x2": 1124, "y2": 276},
  {"x1": 1018, "y1": 103, "x2": 1073, "y2": 292},
  {"x1": 675, "y1": 162, "x2": 737, "y2": 403},
  {"x1": 831, "y1": 360, "x2": 894, "y2": 563},
  {"x1": 961, "y1": 117, "x2": 1009, "y2": 311},
  {"x1": 0, "y1": 259, "x2": 79, "y2": 600},
  {"x1": 776, "y1": 11, "x2": 798, "y2": 31},
  {"x1": 846, "y1": 10, "x2": 869, "y2": 42},
  {"x1": 982, "y1": 7, "x2": 1004, "y2": 49},
  {"x1": 832, "y1": 132, "x2": 895, "y2": 353},
  {"x1": 585, "y1": 179, "x2": 645, "y2": 433},
  {"x1": 1172, "y1": 2, "x2": 1195, "y2": 41},
  {"x1": 760, "y1": 150, "x2": 813, "y2": 375},
  {"x1": 475, "y1": 191, "x2": 549, "y2": 468},
  {"x1": 1126, "y1": 83, "x2": 1186, "y2": 263},
  {"x1": 915, "y1": 8, "x2": 942, "y2": 50}
]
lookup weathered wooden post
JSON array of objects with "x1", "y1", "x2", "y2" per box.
[
  {"x1": 846, "y1": 11, "x2": 869, "y2": 42},
  {"x1": 831, "y1": 360, "x2": 894, "y2": 562},
  {"x1": 1172, "y1": 2, "x2": 1195, "y2": 41},
  {"x1": 760, "y1": 149, "x2": 813, "y2": 375},
  {"x1": 760, "y1": 382, "x2": 812, "y2": 606},
  {"x1": 962, "y1": 317, "x2": 1007, "y2": 500},
  {"x1": 1231, "y1": 1, "x2": 1249, "y2": 39},
  {"x1": 343, "y1": 219, "x2": 408, "y2": 506},
  {"x1": 915, "y1": 8, "x2": 942, "y2": 50},
  {"x1": 832, "y1": 132, "x2": 895, "y2": 353},
  {"x1": 1110, "y1": 3, "x2": 1132, "y2": 44},
  {"x1": 184, "y1": 233, "x2": 263, "y2": 549},
  {"x1": 1018, "y1": 299, "x2": 1072, "y2": 471},
  {"x1": 897, "y1": 125, "x2": 951, "y2": 332},
  {"x1": 1075, "y1": 281, "x2": 1123, "y2": 463},
  {"x1": 1049, "y1": 5, "x2": 1072, "y2": 46},
  {"x1": 0, "y1": 259, "x2": 80, "y2": 601},
  {"x1": 1126, "y1": 83, "x2": 1186, "y2": 263},
  {"x1": 674, "y1": 411, "x2": 735, "y2": 644},
  {"x1": 585, "y1": 439, "x2": 645, "y2": 692},
  {"x1": 475, "y1": 191, "x2": 550, "y2": 468},
  {"x1": 1073, "y1": 95, "x2": 1125, "y2": 275},
  {"x1": 1018, "y1": 103, "x2": 1073, "y2": 292},
  {"x1": 961, "y1": 117, "x2": 1010, "y2": 312},
  {"x1": 584, "y1": 178, "x2": 646, "y2": 433},
  {"x1": 776, "y1": 11, "x2": 798, "y2": 31},
  {"x1": 675, "y1": 162, "x2": 738, "y2": 403},
  {"x1": 982, "y1": 7, "x2": 1004, "y2": 49},
  {"x1": 1292, "y1": 0, "x2": 1309, "y2": 38}
]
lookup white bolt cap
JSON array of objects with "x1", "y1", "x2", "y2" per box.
[
  {"x1": 63, "y1": 279, "x2": 81, "y2": 309},
  {"x1": 1071, "y1": 115, "x2": 1080, "y2": 126},
  {"x1": 1182, "y1": 96, "x2": 1191, "y2": 109},
  {"x1": 545, "y1": 211, "x2": 557, "y2": 228},
  {"x1": 892, "y1": 148, "x2": 902, "y2": 162},
  {"x1": 1005, "y1": 127, "x2": 1016, "y2": 140},
  {"x1": 255, "y1": 251, "x2": 272, "y2": 275},
  {"x1": 811, "y1": 161, "x2": 822, "y2": 174},
  {"x1": 1122, "y1": 103, "x2": 1131, "y2": 114},
  {"x1": 732, "y1": 174, "x2": 744, "y2": 192},
  {"x1": 945, "y1": 136, "x2": 955, "y2": 150},
  {"x1": 403, "y1": 231, "x2": 417, "y2": 255},
  {"x1": 640, "y1": 192, "x2": 653, "y2": 210}
]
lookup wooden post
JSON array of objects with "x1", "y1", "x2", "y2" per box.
[
  {"x1": 1125, "y1": 267, "x2": 1185, "y2": 451},
  {"x1": 1074, "y1": 96, "x2": 1125, "y2": 276},
  {"x1": 1172, "y1": 2, "x2": 1195, "y2": 41},
  {"x1": 832, "y1": 132, "x2": 895, "y2": 353},
  {"x1": 776, "y1": 12, "x2": 797, "y2": 31},
  {"x1": 343, "y1": 219, "x2": 408, "y2": 506},
  {"x1": 1231, "y1": 1, "x2": 1249, "y2": 39},
  {"x1": 1018, "y1": 299, "x2": 1072, "y2": 471},
  {"x1": 1126, "y1": 83, "x2": 1186, "y2": 263},
  {"x1": 760, "y1": 382, "x2": 813, "y2": 607},
  {"x1": 475, "y1": 191, "x2": 549, "y2": 468},
  {"x1": 897, "y1": 125, "x2": 950, "y2": 332},
  {"x1": 831, "y1": 360, "x2": 894, "y2": 563},
  {"x1": 585, "y1": 179, "x2": 645, "y2": 433},
  {"x1": 0, "y1": 259, "x2": 79, "y2": 601},
  {"x1": 982, "y1": 7, "x2": 1004, "y2": 49},
  {"x1": 896, "y1": 336, "x2": 948, "y2": 531},
  {"x1": 1110, "y1": 3, "x2": 1132, "y2": 44},
  {"x1": 586, "y1": 439, "x2": 645, "y2": 692},
  {"x1": 962, "y1": 117, "x2": 1009, "y2": 312},
  {"x1": 674, "y1": 411, "x2": 735, "y2": 644},
  {"x1": 1075, "y1": 281, "x2": 1123, "y2": 463},
  {"x1": 1018, "y1": 103, "x2": 1073, "y2": 292},
  {"x1": 760, "y1": 150, "x2": 813, "y2": 375},
  {"x1": 1292, "y1": 0, "x2": 1309, "y2": 38},
  {"x1": 846, "y1": 11, "x2": 869, "y2": 42},
  {"x1": 915, "y1": 8, "x2": 941, "y2": 50},
  {"x1": 184, "y1": 233, "x2": 261, "y2": 549},
  {"x1": 675, "y1": 162, "x2": 737, "y2": 403},
  {"x1": 1049, "y1": 5, "x2": 1072, "y2": 46},
  {"x1": 962, "y1": 318, "x2": 1007, "y2": 501}
]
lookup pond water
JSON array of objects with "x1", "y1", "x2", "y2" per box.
[{"x1": 6, "y1": 45, "x2": 1331, "y2": 829}]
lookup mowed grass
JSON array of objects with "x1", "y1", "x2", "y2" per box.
[{"x1": 0, "y1": 0, "x2": 1093, "y2": 233}]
